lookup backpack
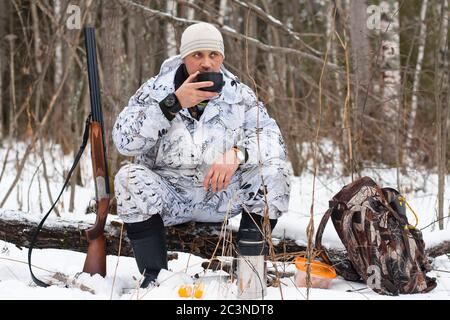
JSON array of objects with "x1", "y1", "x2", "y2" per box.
[{"x1": 315, "y1": 176, "x2": 437, "y2": 295}]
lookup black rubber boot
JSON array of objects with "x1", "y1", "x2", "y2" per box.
[
  {"x1": 236, "y1": 210, "x2": 277, "y2": 244},
  {"x1": 125, "y1": 214, "x2": 168, "y2": 288}
]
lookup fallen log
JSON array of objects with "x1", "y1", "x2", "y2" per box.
[
  {"x1": 0, "y1": 209, "x2": 305, "y2": 260},
  {"x1": 1, "y1": 209, "x2": 449, "y2": 262},
  {"x1": 426, "y1": 241, "x2": 450, "y2": 258}
]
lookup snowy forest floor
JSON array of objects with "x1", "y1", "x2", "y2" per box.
[{"x1": 1, "y1": 140, "x2": 450, "y2": 300}]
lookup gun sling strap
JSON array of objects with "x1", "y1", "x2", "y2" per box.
[{"x1": 28, "y1": 114, "x2": 92, "y2": 287}]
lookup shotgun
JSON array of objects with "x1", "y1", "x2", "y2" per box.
[
  {"x1": 28, "y1": 26, "x2": 110, "y2": 286},
  {"x1": 82, "y1": 26, "x2": 110, "y2": 276}
]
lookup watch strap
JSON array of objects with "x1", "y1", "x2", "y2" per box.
[
  {"x1": 159, "y1": 100, "x2": 176, "y2": 121},
  {"x1": 165, "y1": 93, "x2": 182, "y2": 113},
  {"x1": 159, "y1": 93, "x2": 181, "y2": 121}
]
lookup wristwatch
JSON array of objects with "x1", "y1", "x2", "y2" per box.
[
  {"x1": 232, "y1": 146, "x2": 246, "y2": 164},
  {"x1": 161, "y1": 93, "x2": 182, "y2": 114}
]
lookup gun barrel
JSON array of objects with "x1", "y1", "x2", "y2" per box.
[
  {"x1": 84, "y1": 27, "x2": 103, "y2": 123},
  {"x1": 84, "y1": 26, "x2": 110, "y2": 196}
]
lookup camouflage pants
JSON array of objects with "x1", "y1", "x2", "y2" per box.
[{"x1": 114, "y1": 161, "x2": 291, "y2": 226}]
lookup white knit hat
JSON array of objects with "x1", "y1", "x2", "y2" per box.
[{"x1": 180, "y1": 22, "x2": 225, "y2": 59}]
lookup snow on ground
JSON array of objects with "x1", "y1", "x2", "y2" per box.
[
  {"x1": 1, "y1": 240, "x2": 450, "y2": 300},
  {"x1": 1, "y1": 140, "x2": 450, "y2": 300}
]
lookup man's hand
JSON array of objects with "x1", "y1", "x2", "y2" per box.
[
  {"x1": 175, "y1": 71, "x2": 219, "y2": 108},
  {"x1": 203, "y1": 149, "x2": 240, "y2": 192}
]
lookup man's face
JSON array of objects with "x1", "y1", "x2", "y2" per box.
[{"x1": 183, "y1": 50, "x2": 224, "y2": 74}]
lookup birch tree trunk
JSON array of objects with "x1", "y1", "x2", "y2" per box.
[
  {"x1": 379, "y1": 0, "x2": 401, "y2": 165},
  {"x1": 406, "y1": 0, "x2": 428, "y2": 150},
  {"x1": 218, "y1": 0, "x2": 228, "y2": 24},
  {"x1": 165, "y1": 0, "x2": 178, "y2": 58},
  {"x1": 436, "y1": 0, "x2": 449, "y2": 230},
  {"x1": 54, "y1": 0, "x2": 63, "y2": 91},
  {"x1": 0, "y1": 0, "x2": 6, "y2": 140}
]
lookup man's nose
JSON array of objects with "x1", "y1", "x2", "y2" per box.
[{"x1": 200, "y1": 58, "x2": 213, "y2": 70}]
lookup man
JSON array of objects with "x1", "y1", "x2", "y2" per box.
[{"x1": 113, "y1": 22, "x2": 291, "y2": 288}]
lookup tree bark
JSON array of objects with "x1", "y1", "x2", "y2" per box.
[
  {"x1": 126, "y1": 11, "x2": 138, "y2": 96},
  {"x1": 218, "y1": 0, "x2": 227, "y2": 24},
  {"x1": 0, "y1": 209, "x2": 304, "y2": 259},
  {"x1": 54, "y1": 0, "x2": 63, "y2": 98},
  {"x1": 379, "y1": 0, "x2": 401, "y2": 165},
  {"x1": 165, "y1": 0, "x2": 178, "y2": 58},
  {"x1": 286, "y1": 67, "x2": 302, "y2": 176},
  {"x1": 100, "y1": 0, "x2": 125, "y2": 197},
  {"x1": 349, "y1": 0, "x2": 371, "y2": 175},
  {"x1": 2, "y1": 209, "x2": 449, "y2": 260},
  {"x1": 406, "y1": 0, "x2": 428, "y2": 150},
  {"x1": 349, "y1": 0, "x2": 371, "y2": 119},
  {"x1": 69, "y1": 80, "x2": 87, "y2": 213},
  {"x1": 6, "y1": 34, "x2": 17, "y2": 137},
  {"x1": 435, "y1": 0, "x2": 449, "y2": 230},
  {"x1": 179, "y1": 0, "x2": 195, "y2": 21},
  {"x1": 0, "y1": 0, "x2": 7, "y2": 140},
  {"x1": 31, "y1": 1, "x2": 43, "y2": 75}
]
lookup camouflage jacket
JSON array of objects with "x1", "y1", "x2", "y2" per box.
[{"x1": 112, "y1": 56, "x2": 287, "y2": 185}]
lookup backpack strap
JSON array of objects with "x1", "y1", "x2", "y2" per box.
[{"x1": 314, "y1": 208, "x2": 334, "y2": 265}]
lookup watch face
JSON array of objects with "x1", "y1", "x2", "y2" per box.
[{"x1": 165, "y1": 95, "x2": 176, "y2": 107}]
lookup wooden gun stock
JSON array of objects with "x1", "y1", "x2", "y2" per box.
[{"x1": 82, "y1": 27, "x2": 110, "y2": 277}]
